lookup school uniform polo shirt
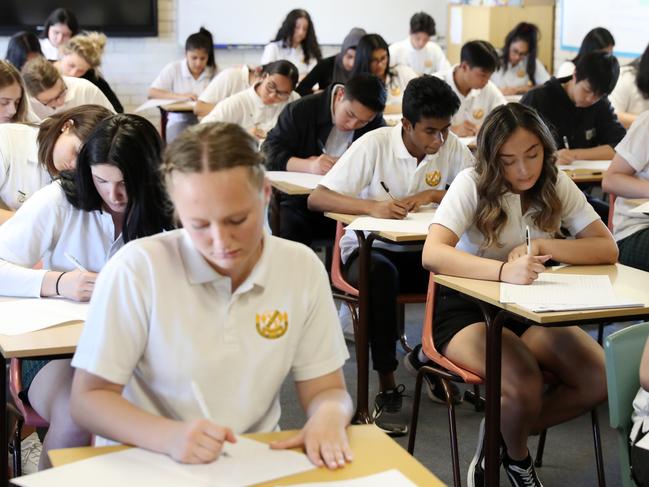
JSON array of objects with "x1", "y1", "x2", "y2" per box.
[
  {"x1": 0, "y1": 181, "x2": 122, "y2": 297},
  {"x1": 39, "y1": 38, "x2": 59, "y2": 61},
  {"x1": 610, "y1": 66, "x2": 649, "y2": 117},
  {"x1": 200, "y1": 85, "x2": 300, "y2": 132},
  {"x1": 612, "y1": 110, "x2": 649, "y2": 241},
  {"x1": 433, "y1": 168, "x2": 600, "y2": 261},
  {"x1": 389, "y1": 38, "x2": 451, "y2": 75},
  {"x1": 198, "y1": 65, "x2": 250, "y2": 105},
  {"x1": 72, "y1": 229, "x2": 348, "y2": 439},
  {"x1": 30, "y1": 76, "x2": 115, "y2": 120},
  {"x1": 385, "y1": 65, "x2": 418, "y2": 108},
  {"x1": 261, "y1": 41, "x2": 316, "y2": 76},
  {"x1": 319, "y1": 123, "x2": 474, "y2": 262},
  {"x1": 490, "y1": 57, "x2": 550, "y2": 89},
  {"x1": 0, "y1": 124, "x2": 50, "y2": 211},
  {"x1": 521, "y1": 76, "x2": 626, "y2": 150},
  {"x1": 434, "y1": 66, "x2": 506, "y2": 127}
]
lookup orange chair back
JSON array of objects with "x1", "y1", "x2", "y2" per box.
[
  {"x1": 607, "y1": 193, "x2": 617, "y2": 233},
  {"x1": 331, "y1": 222, "x2": 360, "y2": 297}
]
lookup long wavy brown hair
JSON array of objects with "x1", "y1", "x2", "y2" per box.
[{"x1": 474, "y1": 103, "x2": 562, "y2": 249}]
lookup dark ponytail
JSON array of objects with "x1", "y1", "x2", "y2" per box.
[{"x1": 186, "y1": 27, "x2": 216, "y2": 70}]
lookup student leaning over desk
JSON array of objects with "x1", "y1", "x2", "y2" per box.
[
  {"x1": 308, "y1": 75, "x2": 474, "y2": 436},
  {"x1": 39, "y1": 7, "x2": 79, "y2": 61},
  {"x1": 609, "y1": 43, "x2": 649, "y2": 129},
  {"x1": 422, "y1": 103, "x2": 617, "y2": 487},
  {"x1": 602, "y1": 69, "x2": 649, "y2": 273},
  {"x1": 0, "y1": 114, "x2": 174, "y2": 469},
  {"x1": 0, "y1": 104, "x2": 111, "y2": 223},
  {"x1": 195, "y1": 65, "x2": 263, "y2": 118},
  {"x1": 70, "y1": 122, "x2": 353, "y2": 470}
]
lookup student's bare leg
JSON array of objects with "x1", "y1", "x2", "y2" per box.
[
  {"x1": 521, "y1": 326, "x2": 606, "y2": 433},
  {"x1": 28, "y1": 359, "x2": 92, "y2": 469},
  {"x1": 444, "y1": 322, "x2": 543, "y2": 460}
]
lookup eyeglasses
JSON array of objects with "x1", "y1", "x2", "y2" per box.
[
  {"x1": 265, "y1": 81, "x2": 291, "y2": 100},
  {"x1": 37, "y1": 82, "x2": 68, "y2": 108}
]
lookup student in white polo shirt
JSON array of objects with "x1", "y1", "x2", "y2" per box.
[
  {"x1": 610, "y1": 43, "x2": 649, "y2": 128},
  {"x1": 149, "y1": 28, "x2": 217, "y2": 141},
  {"x1": 194, "y1": 65, "x2": 262, "y2": 118},
  {"x1": 21, "y1": 56, "x2": 115, "y2": 120},
  {"x1": 308, "y1": 75, "x2": 474, "y2": 436},
  {"x1": 423, "y1": 103, "x2": 615, "y2": 486},
  {"x1": 200, "y1": 61, "x2": 300, "y2": 139},
  {"x1": 70, "y1": 122, "x2": 353, "y2": 469},
  {"x1": 0, "y1": 104, "x2": 111, "y2": 223},
  {"x1": 389, "y1": 12, "x2": 450, "y2": 76},
  {"x1": 0, "y1": 114, "x2": 174, "y2": 469},
  {"x1": 434, "y1": 40, "x2": 506, "y2": 137}
]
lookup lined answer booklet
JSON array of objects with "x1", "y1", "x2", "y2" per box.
[{"x1": 500, "y1": 274, "x2": 644, "y2": 312}]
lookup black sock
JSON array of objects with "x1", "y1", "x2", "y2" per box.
[{"x1": 505, "y1": 452, "x2": 532, "y2": 468}]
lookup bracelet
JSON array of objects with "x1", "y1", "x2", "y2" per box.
[
  {"x1": 497, "y1": 262, "x2": 505, "y2": 282},
  {"x1": 55, "y1": 271, "x2": 67, "y2": 296}
]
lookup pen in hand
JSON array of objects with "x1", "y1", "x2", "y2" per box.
[
  {"x1": 562, "y1": 136, "x2": 570, "y2": 150},
  {"x1": 64, "y1": 252, "x2": 88, "y2": 272},
  {"x1": 525, "y1": 225, "x2": 532, "y2": 256},
  {"x1": 380, "y1": 181, "x2": 396, "y2": 200},
  {"x1": 191, "y1": 381, "x2": 231, "y2": 457}
]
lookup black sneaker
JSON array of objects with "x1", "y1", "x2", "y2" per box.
[
  {"x1": 467, "y1": 418, "x2": 486, "y2": 487},
  {"x1": 372, "y1": 384, "x2": 408, "y2": 437},
  {"x1": 503, "y1": 453, "x2": 543, "y2": 487},
  {"x1": 403, "y1": 344, "x2": 463, "y2": 405}
]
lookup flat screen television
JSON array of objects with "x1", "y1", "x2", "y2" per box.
[{"x1": 0, "y1": 0, "x2": 158, "y2": 37}]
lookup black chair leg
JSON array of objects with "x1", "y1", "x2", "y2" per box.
[
  {"x1": 397, "y1": 303, "x2": 412, "y2": 353},
  {"x1": 407, "y1": 369, "x2": 425, "y2": 454},
  {"x1": 12, "y1": 416, "x2": 23, "y2": 477},
  {"x1": 464, "y1": 384, "x2": 485, "y2": 412},
  {"x1": 441, "y1": 378, "x2": 462, "y2": 487},
  {"x1": 534, "y1": 429, "x2": 547, "y2": 467},
  {"x1": 591, "y1": 408, "x2": 606, "y2": 487}
]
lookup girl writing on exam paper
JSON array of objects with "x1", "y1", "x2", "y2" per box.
[
  {"x1": 422, "y1": 103, "x2": 617, "y2": 487},
  {"x1": 70, "y1": 122, "x2": 353, "y2": 470},
  {"x1": 0, "y1": 114, "x2": 174, "y2": 469},
  {"x1": 0, "y1": 60, "x2": 30, "y2": 124},
  {"x1": 200, "y1": 60, "x2": 300, "y2": 139},
  {"x1": 0, "y1": 104, "x2": 112, "y2": 223},
  {"x1": 148, "y1": 27, "x2": 216, "y2": 141}
]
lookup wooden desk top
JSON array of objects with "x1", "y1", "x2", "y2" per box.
[
  {"x1": 563, "y1": 169, "x2": 603, "y2": 184},
  {"x1": 269, "y1": 180, "x2": 314, "y2": 196},
  {"x1": 435, "y1": 263, "x2": 649, "y2": 324},
  {"x1": 325, "y1": 212, "x2": 428, "y2": 243},
  {"x1": 49, "y1": 424, "x2": 445, "y2": 486},
  {"x1": 0, "y1": 321, "x2": 82, "y2": 358},
  {"x1": 160, "y1": 101, "x2": 194, "y2": 112}
]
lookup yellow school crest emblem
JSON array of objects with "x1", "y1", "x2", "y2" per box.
[
  {"x1": 517, "y1": 69, "x2": 526, "y2": 78},
  {"x1": 390, "y1": 86, "x2": 401, "y2": 97},
  {"x1": 425, "y1": 170, "x2": 441, "y2": 187},
  {"x1": 424, "y1": 59, "x2": 433, "y2": 68},
  {"x1": 256, "y1": 310, "x2": 288, "y2": 339},
  {"x1": 472, "y1": 108, "x2": 484, "y2": 120}
]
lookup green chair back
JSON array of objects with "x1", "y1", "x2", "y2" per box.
[{"x1": 605, "y1": 322, "x2": 649, "y2": 487}]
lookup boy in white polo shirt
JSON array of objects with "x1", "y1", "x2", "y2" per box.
[
  {"x1": 434, "y1": 40, "x2": 506, "y2": 138},
  {"x1": 308, "y1": 75, "x2": 474, "y2": 436},
  {"x1": 70, "y1": 122, "x2": 352, "y2": 469},
  {"x1": 389, "y1": 12, "x2": 450, "y2": 76}
]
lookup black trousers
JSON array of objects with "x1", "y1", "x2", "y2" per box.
[
  {"x1": 274, "y1": 194, "x2": 335, "y2": 247},
  {"x1": 343, "y1": 247, "x2": 429, "y2": 373}
]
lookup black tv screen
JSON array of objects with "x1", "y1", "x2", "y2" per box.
[{"x1": 0, "y1": 0, "x2": 158, "y2": 37}]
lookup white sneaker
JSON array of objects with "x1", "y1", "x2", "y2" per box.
[{"x1": 338, "y1": 302, "x2": 355, "y2": 342}]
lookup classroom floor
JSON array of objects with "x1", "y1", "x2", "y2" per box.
[{"x1": 279, "y1": 303, "x2": 627, "y2": 487}]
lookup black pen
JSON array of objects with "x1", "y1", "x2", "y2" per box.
[{"x1": 380, "y1": 181, "x2": 396, "y2": 200}]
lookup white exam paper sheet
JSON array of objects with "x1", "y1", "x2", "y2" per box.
[
  {"x1": 630, "y1": 201, "x2": 649, "y2": 215},
  {"x1": 499, "y1": 274, "x2": 642, "y2": 312},
  {"x1": 560, "y1": 160, "x2": 610, "y2": 172},
  {"x1": 0, "y1": 298, "x2": 87, "y2": 335},
  {"x1": 266, "y1": 171, "x2": 323, "y2": 190},
  {"x1": 134, "y1": 98, "x2": 194, "y2": 112},
  {"x1": 346, "y1": 210, "x2": 436, "y2": 235},
  {"x1": 285, "y1": 469, "x2": 418, "y2": 486},
  {"x1": 13, "y1": 436, "x2": 314, "y2": 487}
]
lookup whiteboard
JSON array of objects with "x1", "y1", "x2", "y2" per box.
[
  {"x1": 177, "y1": 0, "x2": 448, "y2": 47},
  {"x1": 560, "y1": 0, "x2": 649, "y2": 57}
]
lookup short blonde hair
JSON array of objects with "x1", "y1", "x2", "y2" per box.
[
  {"x1": 162, "y1": 122, "x2": 265, "y2": 190},
  {"x1": 61, "y1": 32, "x2": 107, "y2": 69},
  {"x1": 21, "y1": 56, "x2": 61, "y2": 96},
  {"x1": 0, "y1": 60, "x2": 28, "y2": 122}
]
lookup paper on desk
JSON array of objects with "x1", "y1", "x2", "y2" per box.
[
  {"x1": 346, "y1": 210, "x2": 436, "y2": 235},
  {"x1": 266, "y1": 171, "x2": 323, "y2": 189},
  {"x1": 285, "y1": 469, "x2": 418, "y2": 486},
  {"x1": 559, "y1": 160, "x2": 610, "y2": 172},
  {"x1": 630, "y1": 201, "x2": 649, "y2": 215},
  {"x1": 500, "y1": 274, "x2": 643, "y2": 312},
  {"x1": 13, "y1": 436, "x2": 314, "y2": 487},
  {"x1": 134, "y1": 98, "x2": 194, "y2": 112},
  {"x1": 0, "y1": 298, "x2": 87, "y2": 335}
]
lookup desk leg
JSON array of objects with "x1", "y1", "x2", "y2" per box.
[
  {"x1": 478, "y1": 305, "x2": 506, "y2": 487},
  {"x1": 270, "y1": 188, "x2": 281, "y2": 236},
  {"x1": 352, "y1": 231, "x2": 374, "y2": 424},
  {"x1": 158, "y1": 108, "x2": 168, "y2": 143},
  {"x1": 1, "y1": 355, "x2": 8, "y2": 485}
]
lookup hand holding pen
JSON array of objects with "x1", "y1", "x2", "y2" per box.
[
  {"x1": 369, "y1": 181, "x2": 408, "y2": 219},
  {"x1": 308, "y1": 142, "x2": 338, "y2": 175}
]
